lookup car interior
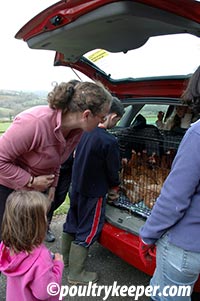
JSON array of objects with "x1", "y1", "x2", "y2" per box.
[{"x1": 107, "y1": 101, "x2": 197, "y2": 231}]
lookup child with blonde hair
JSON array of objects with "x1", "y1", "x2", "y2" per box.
[{"x1": 0, "y1": 190, "x2": 63, "y2": 301}]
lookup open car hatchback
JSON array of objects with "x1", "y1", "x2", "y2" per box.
[{"x1": 15, "y1": 0, "x2": 200, "y2": 295}]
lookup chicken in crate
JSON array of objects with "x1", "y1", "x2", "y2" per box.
[{"x1": 112, "y1": 126, "x2": 184, "y2": 218}]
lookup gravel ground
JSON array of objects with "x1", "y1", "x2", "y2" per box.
[{"x1": 0, "y1": 214, "x2": 151, "y2": 301}]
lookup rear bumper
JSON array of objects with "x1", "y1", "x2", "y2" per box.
[
  {"x1": 99, "y1": 221, "x2": 200, "y2": 292},
  {"x1": 99, "y1": 221, "x2": 155, "y2": 275}
]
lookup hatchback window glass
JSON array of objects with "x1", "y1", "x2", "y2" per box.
[
  {"x1": 84, "y1": 33, "x2": 200, "y2": 80},
  {"x1": 135, "y1": 104, "x2": 169, "y2": 126}
]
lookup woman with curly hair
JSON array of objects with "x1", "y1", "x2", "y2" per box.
[{"x1": 0, "y1": 80, "x2": 112, "y2": 241}]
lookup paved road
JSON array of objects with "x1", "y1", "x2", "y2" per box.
[{"x1": 0, "y1": 214, "x2": 151, "y2": 301}]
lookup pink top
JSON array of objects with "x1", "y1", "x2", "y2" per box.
[
  {"x1": 0, "y1": 242, "x2": 64, "y2": 301},
  {"x1": 0, "y1": 105, "x2": 82, "y2": 189}
]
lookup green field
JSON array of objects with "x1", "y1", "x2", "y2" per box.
[
  {"x1": 55, "y1": 195, "x2": 70, "y2": 215},
  {"x1": 0, "y1": 121, "x2": 11, "y2": 133},
  {"x1": 146, "y1": 115, "x2": 157, "y2": 124}
]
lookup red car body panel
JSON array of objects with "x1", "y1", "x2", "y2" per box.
[
  {"x1": 15, "y1": 0, "x2": 200, "y2": 66},
  {"x1": 99, "y1": 222, "x2": 200, "y2": 292},
  {"x1": 53, "y1": 52, "x2": 189, "y2": 100},
  {"x1": 15, "y1": 0, "x2": 200, "y2": 41},
  {"x1": 99, "y1": 222, "x2": 156, "y2": 275}
]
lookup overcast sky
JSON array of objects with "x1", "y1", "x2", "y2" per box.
[{"x1": 1, "y1": 1, "x2": 81, "y2": 92}]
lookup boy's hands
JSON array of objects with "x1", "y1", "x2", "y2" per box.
[{"x1": 107, "y1": 187, "x2": 120, "y2": 203}]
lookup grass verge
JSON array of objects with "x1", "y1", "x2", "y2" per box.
[{"x1": 54, "y1": 194, "x2": 70, "y2": 216}]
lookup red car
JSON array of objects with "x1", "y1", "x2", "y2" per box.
[{"x1": 16, "y1": 0, "x2": 200, "y2": 297}]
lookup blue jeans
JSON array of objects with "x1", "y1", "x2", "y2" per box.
[{"x1": 151, "y1": 233, "x2": 200, "y2": 301}]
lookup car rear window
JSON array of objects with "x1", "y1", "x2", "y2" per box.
[{"x1": 84, "y1": 33, "x2": 200, "y2": 80}]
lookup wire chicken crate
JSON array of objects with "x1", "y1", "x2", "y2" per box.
[{"x1": 112, "y1": 126, "x2": 184, "y2": 218}]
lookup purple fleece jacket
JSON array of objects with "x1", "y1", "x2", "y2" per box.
[
  {"x1": 0, "y1": 105, "x2": 82, "y2": 189},
  {"x1": 140, "y1": 120, "x2": 200, "y2": 252},
  {"x1": 0, "y1": 242, "x2": 64, "y2": 301}
]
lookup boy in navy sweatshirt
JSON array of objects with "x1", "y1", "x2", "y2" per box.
[{"x1": 62, "y1": 97, "x2": 124, "y2": 284}]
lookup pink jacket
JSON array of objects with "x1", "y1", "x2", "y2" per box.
[
  {"x1": 0, "y1": 242, "x2": 64, "y2": 301},
  {"x1": 0, "y1": 105, "x2": 82, "y2": 189}
]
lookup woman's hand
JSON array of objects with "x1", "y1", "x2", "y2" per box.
[
  {"x1": 31, "y1": 174, "x2": 55, "y2": 192},
  {"x1": 139, "y1": 237, "x2": 156, "y2": 266}
]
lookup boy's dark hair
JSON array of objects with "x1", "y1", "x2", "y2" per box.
[{"x1": 109, "y1": 97, "x2": 125, "y2": 117}]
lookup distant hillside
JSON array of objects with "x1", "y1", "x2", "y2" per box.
[{"x1": 0, "y1": 89, "x2": 48, "y2": 120}]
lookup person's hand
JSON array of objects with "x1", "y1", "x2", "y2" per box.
[
  {"x1": 54, "y1": 253, "x2": 64, "y2": 263},
  {"x1": 139, "y1": 237, "x2": 156, "y2": 266},
  {"x1": 31, "y1": 174, "x2": 55, "y2": 192},
  {"x1": 107, "y1": 187, "x2": 120, "y2": 203}
]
